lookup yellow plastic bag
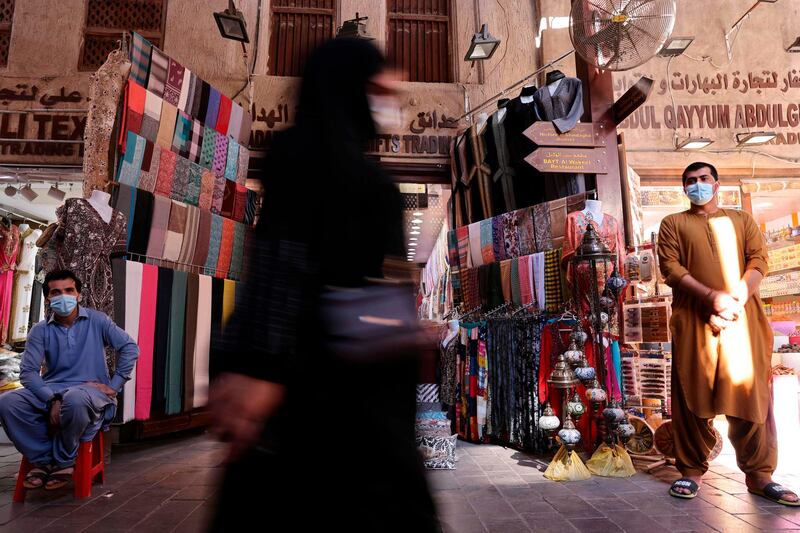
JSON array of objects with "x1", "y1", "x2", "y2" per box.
[
  {"x1": 543, "y1": 445, "x2": 592, "y2": 482},
  {"x1": 586, "y1": 443, "x2": 636, "y2": 477}
]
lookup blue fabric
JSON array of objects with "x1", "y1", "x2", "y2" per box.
[
  {"x1": 206, "y1": 88, "x2": 221, "y2": 129},
  {"x1": 612, "y1": 340, "x2": 622, "y2": 394},
  {"x1": 416, "y1": 411, "x2": 448, "y2": 420},
  {"x1": 224, "y1": 140, "x2": 239, "y2": 181},
  {"x1": 117, "y1": 131, "x2": 146, "y2": 187},
  {"x1": 19, "y1": 307, "x2": 140, "y2": 403}
]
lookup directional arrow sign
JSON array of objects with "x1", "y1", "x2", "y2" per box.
[
  {"x1": 523, "y1": 122, "x2": 607, "y2": 147},
  {"x1": 525, "y1": 147, "x2": 609, "y2": 174}
]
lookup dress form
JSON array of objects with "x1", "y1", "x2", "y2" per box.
[{"x1": 87, "y1": 190, "x2": 113, "y2": 224}]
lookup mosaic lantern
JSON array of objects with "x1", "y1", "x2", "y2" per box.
[
  {"x1": 570, "y1": 323, "x2": 588, "y2": 345},
  {"x1": 585, "y1": 379, "x2": 607, "y2": 408},
  {"x1": 574, "y1": 359, "x2": 596, "y2": 383},
  {"x1": 606, "y1": 266, "x2": 628, "y2": 298},
  {"x1": 539, "y1": 402, "x2": 560, "y2": 432},
  {"x1": 557, "y1": 414, "x2": 582, "y2": 452},
  {"x1": 564, "y1": 340, "x2": 584, "y2": 368},
  {"x1": 617, "y1": 415, "x2": 635, "y2": 443},
  {"x1": 599, "y1": 289, "x2": 616, "y2": 311},
  {"x1": 602, "y1": 399, "x2": 626, "y2": 427},
  {"x1": 567, "y1": 391, "x2": 587, "y2": 420}
]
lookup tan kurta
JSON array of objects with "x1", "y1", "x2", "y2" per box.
[{"x1": 658, "y1": 209, "x2": 772, "y2": 423}]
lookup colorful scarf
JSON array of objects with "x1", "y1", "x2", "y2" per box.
[
  {"x1": 468, "y1": 222, "x2": 483, "y2": 267},
  {"x1": 544, "y1": 249, "x2": 563, "y2": 312},
  {"x1": 138, "y1": 141, "x2": 160, "y2": 193},
  {"x1": 156, "y1": 100, "x2": 178, "y2": 150},
  {"x1": 147, "y1": 47, "x2": 168, "y2": 97},
  {"x1": 502, "y1": 211, "x2": 521, "y2": 259},
  {"x1": 186, "y1": 162, "x2": 203, "y2": 206},
  {"x1": 129, "y1": 33, "x2": 152, "y2": 87},
  {"x1": 141, "y1": 90, "x2": 163, "y2": 143},
  {"x1": 532, "y1": 252, "x2": 546, "y2": 311},
  {"x1": 200, "y1": 126, "x2": 216, "y2": 169},
  {"x1": 517, "y1": 207, "x2": 536, "y2": 256},
  {"x1": 213, "y1": 131, "x2": 228, "y2": 175},
  {"x1": 518, "y1": 255, "x2": 533, "y2": 305},
  {"x1": 117, "y1": 131, "x2": 145, "y2": 187},
  {"x1": 154, "y1": 149, "x2": 177, "y2": 198},
  {"x1": 510, "y1": 257, "x2": 522, "y2": 306},
  {"x1": 199, "y1": 169, "x2": 216, "y2": 211},
  {"x1": 163, "y1": 58, "x2": 185, "y2": 107},
  {"x1": 534, "y1": 202, "x2": 553, "y2": 252},
  {"x1": 236, "y1": 145, "x2": 249, "y2": 186},
  {"x1": 499, "y1": 260, "x2": 512, "y2": 303},
  {"x1": 225, "y1": 140, "x2": 239, "y2": 181},
  {"x1": 492, "y1": 217, "x2": 505, "y2": 261},
  {"x1": 216, "y1": 95, "x2": 232, "y2": 135},
  {"x1": 480, "y1": 218, "x2": 494, "y2": 265},
  {"x1": 171, "y1": 111, "x2": 192, "y2": 158},
  {"x1": 171, "y1": 155, "x2": 191, "y2": 202}
]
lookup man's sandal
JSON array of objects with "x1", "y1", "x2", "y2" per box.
[
  {"x1": 670, "y1": 478, "x2": 700, "y2": 499},
  {"x1": 748, "y1": 483, "x2": 800, "y2": 507},
  {"x1": 22, "y1": 467, "x2": 49, "y2": 489},
  {"x1": 44, "y1": 468, "x2": 73, "y2": 491}
]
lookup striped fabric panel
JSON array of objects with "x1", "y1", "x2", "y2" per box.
[
  {"x1": 244, "y1": 189, "x2": 257, "y2": 226},
  {"x1": 189, "y1": 119, "x2": 203, "y2": 163},
  {"x1": 129, "y1": 33, "x2": 152, "y2": 87},
  {"x1": 147, "y1": 47, "x2": 169, "y2": 97},
  {"x1": 544, "y1": 248, "x2": 563, "y2": 312}
]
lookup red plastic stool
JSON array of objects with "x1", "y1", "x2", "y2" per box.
[{"x1": 13, "y1": 431, "x2": 105, "y2": 502}]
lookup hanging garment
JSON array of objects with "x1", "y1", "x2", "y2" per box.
[
  {"x1": 533, "y1": 202, "x2": 553, "y2": 252},
  {"x1": 129, "y1": 190, "x2": 155, "y2": 256},
  {"x1": 200, "y1": 126, "x2": 217, "y2": 169},
  {"x1": 197, "y1": 81, "x2": 211, "y2": 123},
  {"x1": 27, "y1": 255, "x2": 44, "y2": 331},
  {"x1": 517, "y1": 207, "x2": 536, "y2": 256},
  {"x1": 129, "y1": 32, "x2": 152, "y2": 87},
  {"x1": 544, "y1": 249, "x2": 564, "y2": 312},
  {"x1": 177, "y1": 67, "x2": 192, "y2": 112},
  {"x1": 236, "y1": 146, "x2": 249, "y2": 187},
  {"x1": 147, "y1": 47, "x2": 169, "y2": 97},
  {"x1": 156, "y1": 100, "x2": 179, "y2": 150},
  {"x1": 499, "y1": 260, "x2": 512, "y2": 303},
  {"x1": 216, "y1": 218, "x2": 235, "y2": 279},
  {"x1": 229, "y1": 104, "x2": 243, "y2": 145},
  {"x1": 53, "y1": 199, "x2": 127, "y2": 320},
  {"x1": 163, "y1": 201, "x2": 187, "y2": 262},
  {"x1": 135, "y1": 263, "x2": 158, "y2": 420},
  {"x1": 190, "y1": 74, "x2": 204, "y2": 118},
  {"x1": 111, "y1": 182, "x2": 136, "y2": 246},
  {"x1": 479, "y1": 219, "x2": 494, "y2": 265},
  {"x1": 468, "y1": 222, "x2": 482, "y2": 268},
  {"x1": 213, "y1": 131, "x2": 229, "y2": 176},
  {"x1": 209, "y1": 277, "x2": 225, "y2": 375},
  {"x1": 146, "y1": 195, "x2": 172, "y2": 259},
  {"x1": 117, "y1": 131, "x2": 146, "y2": 187},
  {"x1": 504, "y1": 93, "x2": 544, "y2": 207},
  {"x1": 83, "y1": 49, "x2": 131, "y2": 197},
  {"x1": 171, "y1": 155, "x2": 191, "y2": 201},
  {"x1": 519, "y1": 255, "x2": 533, "y2": 305},
  {"x1": 183, "y1": 273, "x2": 200, "y2": 410},
  {"x1": 234, "y1": 185, "x2": 247, "y2": 223},
  {"x1": 166, "y1": 270, "x2": 188, "y2": 415},
  {"x1": 532, "y1": 78, "x2": 586, "y2": 200},
  {"x1": 221, "y1": 180, "x2": 236, "y2": 219},
  {"x1": 228, "y1": 222, "x2": 245, "y2": 280},
  {"x1": 172, "y1": 111, "x2": 192, "y2": 158},
  {"x1": 0, "y1": 219, "x2": 20, "y2": 344},
  {"x1": 186, "y1": 161, "x2": 204, "y2": 206},
  {"x1": 189, "y1": 119, "x2": 204, "y2": 163},
  {"x1": 154, "y1": 144, "x2": 177, "y2": 197},
  {"x1": 465, "y1": 125, "x2": 492, "y2": 222},
  {"x1": 205, "y1": 215, "x2": 223, "y2": 277},
  {"x1": 199, "y1": 169, "x2": 216, "y2": 210},
  {"x1": 532, "y1": 252, "x2": 546, "y2": 311},
  {"x1": 216, "y1": 95, "x2": 232, "y2": 135},
  {"x1": 193, "y1": 274, "x2": 212, "y2": 408},
  {"x1": 225, "y1": 140, "x2": 239, "y2": 181},
  {"x1": 510, "y1": 258, "x2": 522, "y2": 306},
  {"x1": 121, "y1": 260, "x2": 143, "y2": 422},
  {"x1": 8, "y1": 227, "x2": 40, "y2": 342},
  {"x1": 138, "y1": 141, "x2": 161, "y2": 193},
  {"x1": 206, "y1": 88, "x2": 221, "y2": 130},
  {"x1": 491, "y1": 218, "x2": 505, "y2": 262},
  {"x1": 151, "y1": 267, "x2": 173, "y2": 417},
  {"x1": 502, "y1": 211, "x2": 521, "y2": 259},
  {"x1": 179, "y1": 205, "x2": 200, "y2": 267},
  {"x1": 485, "y1": 110, "x2": 516, "y2": 215},
  {"x1": 141, "y1": 89, "x2": 163, "y2": 143},
  {"x1": 124, "y1": 80, "x2": 146, "y2": 138},
  {"x1": 212, "y1": 172, "x2": 226, "y2": 215},
  {"x1": 193, "y1": 210, "x2": 212, "y2": 268},
  {"x1": 548, "y1": 196, "x2": 569, "y2": 250}
]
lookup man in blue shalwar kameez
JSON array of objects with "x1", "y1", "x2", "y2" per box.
[{"x1": 0, "y1": 270, "x2": 138, "y2": 490}]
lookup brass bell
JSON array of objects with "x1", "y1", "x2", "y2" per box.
[{"x1": 548, "y1": 352, "x2": 579, "y2": 389}]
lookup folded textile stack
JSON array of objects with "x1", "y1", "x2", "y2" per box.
[
  {"x1": 0, "y1": 350, "x2": 22, "y2": 393},
  {"x1": 415, "y1": 387, "x2": 457, "y2": 469}
]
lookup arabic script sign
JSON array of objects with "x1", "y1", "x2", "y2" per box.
[{"x1": 525, "y1": 148, "x2": 609, "y2": 174}]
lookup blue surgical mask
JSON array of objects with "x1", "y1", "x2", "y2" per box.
[
  {"x1": 685, "y1": 182, "x2": 715, "y2": 205},
  {"x1": 49, "y1": 295, "x2": 78, "y2": 317}
]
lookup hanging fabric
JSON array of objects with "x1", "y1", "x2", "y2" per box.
[
  {"x1": 183, "y1": 273, "x2": 200, "y2": 410},
  {"x1": 122, "y1": 261, "x2": 143, "y2": 422},
  {"x1": 151, "y1": 267, "x2": 174, "y2": 416},
  {"x1": 193, "y1": 274, "x2": 213, "y2": 407},
  {"x1": 135, "y1": 263, "x2": 158, "y2": 420},
  {"x1": 166, "y1": 270, "x2": 187, "y2": 415}
]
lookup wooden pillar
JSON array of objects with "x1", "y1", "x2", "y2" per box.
[{"x1": 574, "y1": 58, "x2": 624, "y2": 227}]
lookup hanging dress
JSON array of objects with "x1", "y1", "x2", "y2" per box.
[
  {"x1": 9, "y1": 228, "x2": 42, "y2": 342},
  {"x1": 0, "y1": 222, "x2": 20, "y2": 344}
]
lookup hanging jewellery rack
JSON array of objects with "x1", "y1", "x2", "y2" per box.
[{"x1": 455, "y1": 49, "x2": 575, "y2": 122}]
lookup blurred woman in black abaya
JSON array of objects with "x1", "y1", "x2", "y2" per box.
[{"x1": 209, "y1": 38, "x2": 438, "y2": 531}]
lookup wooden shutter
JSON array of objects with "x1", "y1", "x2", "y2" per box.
[
  {"x1": 80, "y1": 0, "x2": 167, "y2": 71},
  {"x1": 387, "y1": 0, "x2": 452, "y2": 83},
  {"x1": 0, "y1": 0, "x2": 15, "y2": 68},
  {"x1": 268, "y1": 0, "x2": 336, "y2": 77}
]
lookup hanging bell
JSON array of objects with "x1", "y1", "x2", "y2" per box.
[
  {"x1": 548, "y1": 352, "x2": 579, "y2": 389},
  {"x1": 585, "y1": 378, "x2": 607, "y2": 408},
  {"x1": 567, "y1": 391, "x2": 587, "y2": 420},
  {"x1": 563, "y1": 340, "x2": 584, "y2": 368}
]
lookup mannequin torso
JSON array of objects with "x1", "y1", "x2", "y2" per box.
[
  {"x1": 87, "y1": 190, "x2": 113, "y2": 224},
  {"x1": 582, "y1": 199, "x2": 605, "y2": 225}
]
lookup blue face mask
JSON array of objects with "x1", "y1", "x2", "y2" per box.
[
  {"x1": 49, "y1": 294, "x2": 78, "y2": 317},
  {"x1": 685, "y1": 182, "x2": 715, "y2": 205}
]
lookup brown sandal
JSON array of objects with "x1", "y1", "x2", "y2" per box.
[
  {"x1": 22, "y1": 467, "x2": 49, "y2": 489},
  {"x1": 44, "y1": 468, "x2": 73, "y2": 491}
]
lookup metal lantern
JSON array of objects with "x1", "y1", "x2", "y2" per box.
[
  {"x1": 574, "y1": 359, "x2": 597, "y2": 383},
  {"x1": 557, "y1": 414, "x2": 582, "y2": 452},
  {"x1": 571, "y1": 323, "x2": 588, "y2": 345},
  {"x1": 585, "y1": 378, "x2": 607, "y2": 408},
  {"x1": 567, "y1": 391, "x2": 587, "y2": 420},
  {"x1": 602, "y1": 399, "x2": 626, "y2": 427},
  {"x1": 548, "y1": 352, "x2": 579, "y2": 389},
  {"x1": 564, "y1": 340, "x2": 584, "y2": 368}
]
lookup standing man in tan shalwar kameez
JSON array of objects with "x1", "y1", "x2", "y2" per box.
[{"x1": 658, "y1": 162, "x2": 799, "y2": 506}]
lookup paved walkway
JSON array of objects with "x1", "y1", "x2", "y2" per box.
[{"x1": 0, "y1": 429, "x2": 797, "y2": 532}]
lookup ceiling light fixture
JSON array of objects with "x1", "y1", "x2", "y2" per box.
[
  {"x1": 408, "y1": 243, "x2": 418, "y2": 247},
  {"x1": 409, "y1": 237, "x2": 418, "y2": 241},
  {"x1": 412, "y1": 211, "x2": 424, "y2": 216},
  {"x1": 48, "y1": 181, "x2": 66, "y2": 201},
  {"x1": 465, "y1": 23, "x2": 501, "y2": 61},
  {"x1": 19, "y1": 184, "x2": 38, "y2": 202},
  {"x1": 214, "y1": 0, "x2": 249, "y2": 43},
  {"x1": 411, "y1": 219, "x2": 423, "y2": 224},
  {"x1": 658, "y1": 36, "x2": 695, "y2": 57},
  {"x1": 736, "y1": 131, "x2": 777, "y2": 146},
  {"x1": 410, "y1": 231, "x2": 421, "y2": 235},
  {"x1": 676, "y1": 136, "x2": 714, "y2": 151}
]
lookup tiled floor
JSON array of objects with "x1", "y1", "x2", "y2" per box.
[{"x1": 0, "y1": 428, "x2": 798, "y2": 532}]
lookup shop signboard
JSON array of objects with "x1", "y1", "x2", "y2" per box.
[
  {"x1": 612, "y1": 76, "x2": 654, "y2": 125},
  {"x1": 525, "y1": 147, "x2": 609, "y2": 174},
  {"x1": 522, "y1": 122, "x2": 607, "y2": 147}
]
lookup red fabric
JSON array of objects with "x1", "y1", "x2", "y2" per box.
[
  {"x1": 135, "y1": 264, "x2": 158, "y2": 420},
  {"x1": 216, "y1": 218, "x2": 235, "y2": 279},
  {"x1": 216, "y1": 95, "x2": 232, "y2": 135},
  {"x1": 233, "y1": 184, "x2": 247, "y2": 222}
]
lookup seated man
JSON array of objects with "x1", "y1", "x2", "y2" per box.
[{"x1": 0, "y1": 269, "x2": 139, "y2": 491}]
